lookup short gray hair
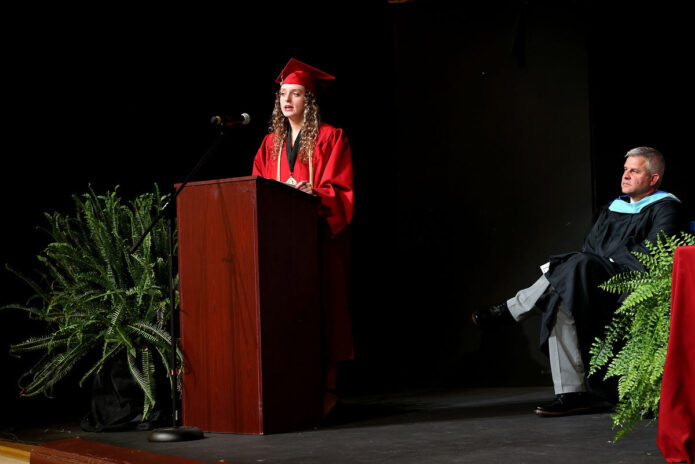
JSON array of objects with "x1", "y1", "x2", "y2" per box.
[{"x1": 625, "y1": 146, "x2": 665, "y2": 187}]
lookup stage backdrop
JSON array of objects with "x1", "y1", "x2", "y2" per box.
[{"x1": 2, "y1": 2, "x2": 693, "y2": 425}]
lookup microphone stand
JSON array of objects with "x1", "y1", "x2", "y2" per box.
[{"x1": 130, "y1": 123, "x2": 236, "y2": 442}]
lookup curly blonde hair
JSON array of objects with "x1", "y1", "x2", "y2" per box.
[{"x1": 270, "y1": 88, "x2": 320, "y2": 164}]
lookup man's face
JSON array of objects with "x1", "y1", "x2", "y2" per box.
[{"x1": 622, "y1": 155, "x2": 658, "y2": 200}]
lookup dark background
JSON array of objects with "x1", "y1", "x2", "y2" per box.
[{"x1": 2, "y1": 1, "x2": 693, "y2": 426}]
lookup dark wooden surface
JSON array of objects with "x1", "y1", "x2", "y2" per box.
[
  {"x1": 31, "y1": 437, "x2": 207, "y2": 464},
  {"x1": 176, "y1": 177, "x2": 321, "y2": 434}
]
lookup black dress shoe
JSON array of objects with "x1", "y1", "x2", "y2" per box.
[
  {"x1": 471, "y1": 302, "x2": 515, "y2": 330},
  {"x1": 535, "y1": 392, "x2": 613, "y2": 417}
]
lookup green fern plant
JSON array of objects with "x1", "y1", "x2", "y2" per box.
[
  {"x1": 589, "y1": 231, "x2": 695, "y2": 440},
  {"x1": 1, "y1": 185, "x2": 180, "y2": 420}
]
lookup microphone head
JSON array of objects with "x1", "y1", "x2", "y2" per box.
[{"x1": 209, "y1": 113, "x2": 251, "y2": 126}]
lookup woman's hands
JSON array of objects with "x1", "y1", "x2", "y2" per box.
[{"x1": 296, "y1": 181, "x2": 316, "y2": 196}]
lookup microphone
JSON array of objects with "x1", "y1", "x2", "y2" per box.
[{"x1": 210, "y1": 113, "x2": 251, "y2": 127}]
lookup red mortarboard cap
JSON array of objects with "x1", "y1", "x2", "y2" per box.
[{"x1": 275, "y1": 58, "x2": 335, "y2": 93}]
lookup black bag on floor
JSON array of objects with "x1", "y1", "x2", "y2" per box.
[{"x1": 80, "y1": 356, "x2": 169, "y2": 432}]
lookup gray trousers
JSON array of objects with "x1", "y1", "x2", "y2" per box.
[{"x1": 506, "y1": 275, "x2": 586, "y2": 394}]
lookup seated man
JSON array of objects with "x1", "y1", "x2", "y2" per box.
[{"x1": 472, "y1": 146, "x2": 685, "y2": 417}]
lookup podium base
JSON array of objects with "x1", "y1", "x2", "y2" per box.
[{"x1": 147, "y1": 426, "x2": 204, "y2": 442}]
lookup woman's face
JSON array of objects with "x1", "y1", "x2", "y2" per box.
[{"x1": 279, "y1": 84, "x2": 306, "y2": 123}]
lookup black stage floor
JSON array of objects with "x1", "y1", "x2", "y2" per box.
[{"x1": 1, "y1": 386, "x2": 665, "y2": 463}]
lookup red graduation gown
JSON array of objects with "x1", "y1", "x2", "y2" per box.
[{"x1": 252, "y1": 123, "x2": 355, "y2": 363}]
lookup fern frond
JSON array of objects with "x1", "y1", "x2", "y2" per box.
[
  {"x1": 78, "y1": 344, "x2": 124, "y2": 388},
  {"x1": 126, "y1": 350, "x2": 155, "y2": 407}
]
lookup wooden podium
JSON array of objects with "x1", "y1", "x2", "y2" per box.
[{"x1": 176, "y1": 176, "x2": 322, "y2": 434}]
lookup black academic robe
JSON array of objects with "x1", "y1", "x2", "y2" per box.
[{"x1": 535, "y1": 194, "x2": 685, "y2": 366}]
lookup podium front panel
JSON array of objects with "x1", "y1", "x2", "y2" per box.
[{"x1": 176, "y1": 177, "x2": 321, "y2": 434}]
